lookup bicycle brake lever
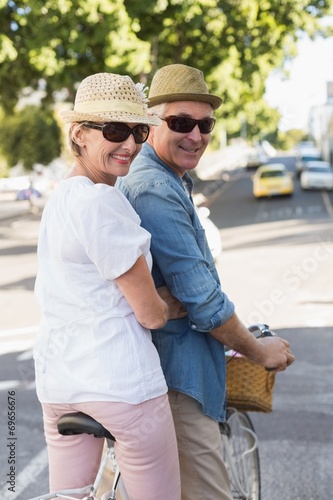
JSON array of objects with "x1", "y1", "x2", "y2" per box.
[{"x1": 248, "y1": 323, "x2": 275, "y2": 337}]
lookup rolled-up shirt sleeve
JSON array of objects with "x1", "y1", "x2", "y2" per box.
[{"x1": 133, "y1": 180, "x2": 235, "y2": 332}]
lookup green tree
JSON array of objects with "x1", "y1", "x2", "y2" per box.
[
  {"x1": 269, "y1": 128, "x2": 309, "y2": 150},
  {"x1": 124, "y1": 0, "x2": 333, "y2": 134},
  {"x1": 0, "y1": 105, "x2": 62, "y2": 170},
  {"x1": 0, "y1": 0, "x2": 149, "y2": 111},
  {"x1": 1, "y1": 0, "x2": 332, "y2": 144}
]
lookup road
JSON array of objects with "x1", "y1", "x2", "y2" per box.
[
  {"x1": 0, "y1": 154, "x2": 332, "y2": 498},
  {"x1": 209, "y1": 155, "x2": 333, "y2": 330},
  {"x1": 205, "y1": 154, "x2": 333, "y2": 499}
]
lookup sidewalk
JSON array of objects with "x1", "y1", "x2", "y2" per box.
[{"x1": 0, "y1": 191, "x2": 45, "y2": 221}]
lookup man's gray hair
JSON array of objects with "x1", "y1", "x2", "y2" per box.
[{"x1": 148, "y1": 102, "x2": 168, "y2": 117}]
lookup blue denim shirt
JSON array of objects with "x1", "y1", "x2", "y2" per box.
[{"x1": 117, "y1": 144, "x2": 235, "y2": 421}]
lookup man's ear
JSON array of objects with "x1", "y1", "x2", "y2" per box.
[{"x1": 147, "y1": 124, "x2": 156, "y2": 145}]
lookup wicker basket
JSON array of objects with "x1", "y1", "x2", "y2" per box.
[{"x1": 226, "y1": 355, "x2": 276, "y2": 412}]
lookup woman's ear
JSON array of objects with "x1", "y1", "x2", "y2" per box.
[{"x1": 71, "y1": 123, "x2": 85, "y2": 147}]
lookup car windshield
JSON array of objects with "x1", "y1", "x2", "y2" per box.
[
  {"x1": 260, "y1": 170, "x2": 285, "y2": 178},
  {"x1": 302, "y1": 155, "x2": 321, "y2": 162},
  {"x1": 307, "y1": 167, "x2": 331, "y2": 173}
]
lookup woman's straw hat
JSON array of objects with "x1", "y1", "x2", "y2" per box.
[
  {"x1": 148, "y1": 64, "x2": 222, "y2": 110},
  {"x1": 60, "y1": 73, "x2": 161, "y2": 126}
]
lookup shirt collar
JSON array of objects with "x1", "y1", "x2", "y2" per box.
[{"x1": 142, "y1": 143, "x2": 194, "y2": 195}]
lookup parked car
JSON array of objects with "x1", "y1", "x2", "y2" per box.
[
  {"x1": 252, "y1": 163, "x2": 294, "y2": 199},
  {"x1": 300, "y1": 161, "x2": 333, "y2": 191},
  {"x1": 295, "y1": 148, "x2": 322, "y2": 177},
  {"x1": 245, "y1": 146, "x2": 267, "y2": 169},
  {"x1": 197, "y1": 206, "x2": 222, "y2": 260},
  {"x1": 296, "y1": 140, "x2": 316, "y2": 152}
]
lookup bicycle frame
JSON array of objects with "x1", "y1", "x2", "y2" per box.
[{"x1": 28, "y1": 438, "x2": 129, "y2": 500}]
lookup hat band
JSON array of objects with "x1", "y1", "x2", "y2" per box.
[{"x1": 75, "y1": 99, "x2": 145, "y2": 115}]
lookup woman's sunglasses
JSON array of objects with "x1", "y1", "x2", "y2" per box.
[
  {"x1": 160, "y1": 115, "x2": 216, "y2": 134},
  {"x1": 83, "y1": 122, "x2": 150, "y2": 144}
]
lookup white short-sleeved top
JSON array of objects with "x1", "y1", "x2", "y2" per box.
[{"x1": 33, "y1": 176, "x2": 167, "y2": 404}]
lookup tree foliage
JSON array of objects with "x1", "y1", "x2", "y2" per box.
[
  {"x1": 0, "y1": 0, "x2": 332, "y2": 143},
  {"x1": 0, "y1": 105, "x2": 62, "y2": 170}
]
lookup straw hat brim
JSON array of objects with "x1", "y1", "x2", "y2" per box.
[
  {"x1": 59, "y1": 109, "x2": 161, "y2": 126},
  {"x1": 148, "y1": 93, "x2": 222, "y2": 110}
]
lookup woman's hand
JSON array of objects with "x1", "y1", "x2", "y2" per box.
[{"x1": 157, "y1": 286, "x2": 188, "y2": 320}]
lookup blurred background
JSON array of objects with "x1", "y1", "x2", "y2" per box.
[
  {"x1": 1, "y1": 0, "x2": 333, "y2": 189},
  {"x1": 1, "y1": 2, "x2": 333, "y2": 498}
]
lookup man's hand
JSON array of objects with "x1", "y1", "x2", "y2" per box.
[
  {"x1": 157, "y1": 286, "x2": 188, "y2": 320},
  {"x1": 256, "y1": 336, "x2": 295, "y2": 372}
]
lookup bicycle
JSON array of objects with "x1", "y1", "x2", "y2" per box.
[
  {"x1": 29, "y1": 323, "x2": 275, "y2": 500},
  {"x1": 221, "y1": 323, "x2": 277, "y2": 500}
]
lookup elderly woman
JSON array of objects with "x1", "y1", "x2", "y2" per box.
[{"x1": 33, "y1": 73, "x2": 181, "y2": 500}]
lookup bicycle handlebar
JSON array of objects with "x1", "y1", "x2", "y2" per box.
[
  {"x1": 248, "y1": 323, "x2": 277, "y2": 371},
  {"x1": 248, "y1": 323, "x2": 276, "y2": 337}
]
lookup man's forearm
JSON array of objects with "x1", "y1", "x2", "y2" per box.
[
  {"x1": 210, "y1": 313, "x2": 264, "y2": 362},
  {"x1": 209, "y1": 312, "x2": 295, "y2": 371}
]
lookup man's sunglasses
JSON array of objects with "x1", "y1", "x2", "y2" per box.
[
  {"x1": 83, "y1": 122, "x2": 150, "y2": 144},
  {"x1": 160, "y1": 115, "x2": 216, "y2": 134}
]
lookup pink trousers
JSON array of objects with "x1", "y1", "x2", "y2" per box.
[{"x1": 42, "y1": 395, "x2": 181, "y2": 500}]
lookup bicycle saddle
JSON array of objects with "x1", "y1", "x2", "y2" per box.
[{"x1": 57, "y1": 411, "x2": 115, "y2": 441}]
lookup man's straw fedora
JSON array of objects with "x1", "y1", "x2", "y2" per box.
[
  {"x1": 148, "y1": 64, "x2": 222, "y2": 110},
  {"x1": 60, "y1": 73, "x2": 161, "y2": 126}
]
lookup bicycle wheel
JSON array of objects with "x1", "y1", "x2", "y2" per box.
[{"x1": 220, "y1": 409, "x2": 260, "y2": 500}]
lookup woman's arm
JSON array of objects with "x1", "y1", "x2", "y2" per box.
[{"x1": 115, "y1": 255, "x2": 168, "y2": 330}]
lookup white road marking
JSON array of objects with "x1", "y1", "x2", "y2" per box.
[
  {"x1": 0, "y1": 379, "x2": 22, "y2": 391},
  {"x1": 0, "y1": 326, "x2": 38, "y2": 355},
  {"x1": 17, "y1": 350, "x2": 34, "y2": 361},
  {"x1": 322, "y1": 191, "x2": 333, "y2": 217},
  {"x1": 0, "y1": 340, "x2": 35, "y2": 356},
  {"x1": 256, "y1": 204, "x2": 323, "y2": 221}
]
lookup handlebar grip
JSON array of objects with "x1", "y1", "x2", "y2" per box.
[{"x1": 248, "y1": 323, "x2": 277, "y2": 371}]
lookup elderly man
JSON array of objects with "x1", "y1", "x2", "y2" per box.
[{"x1": 117, "y1": 64, "x2": 295, "y2": 500}]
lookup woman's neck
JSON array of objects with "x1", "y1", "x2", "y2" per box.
[{"x1": 66, "y1": 160, "x2": 116, "y2": 187}]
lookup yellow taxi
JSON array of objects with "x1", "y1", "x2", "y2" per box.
[{"x1": 252, "y1": 163, "x2": 294, "y2": 199}]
